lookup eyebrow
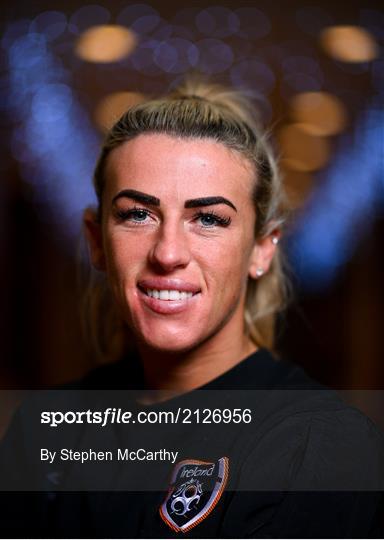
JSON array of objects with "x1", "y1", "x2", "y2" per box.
[
  {"x1": 112, "y1": 189, "x2": 160, "y2": 206},
  {"x1": 112, "y1": 189, "x2": 237, "y2": 212},
  {"x1": 185, "y1": 196, "x2": 237, "y2": 212}
]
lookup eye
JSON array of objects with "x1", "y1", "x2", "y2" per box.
[
  {"x1": 116, "y1": 207, "x2": 151, "y2": 223},
  {"x1": 194, "y1": 211, "x2": 231, "y2": 228}
]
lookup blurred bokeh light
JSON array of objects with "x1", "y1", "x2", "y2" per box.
[
  {"x1": 94, "y1": 91, "x2": 145, "y2": 131},
  {"x1": 116, "y1": 4, "x2": 160, "y2": 35},
  {"x1": 195, "y1": 6, "x2": 239, "y2": 38},
  {"x1": 153, "y1": 38, "x2": 199, "y2": 73},
  {"x1": 278, "y1": 124, "x2": 330, "y2": 172},
  {"x1": 30, "y1": 11, "x2": 67, "y2": 41},
  {"x1": 195, "y1": 38, "x2": 234, "y2": 74},
  {"x1": 320, "y1": 26, "x2": 379, "y2": 63},
  {"x1": 290, "y1": 92, "x2": 347, "y2": 136},
  {"x1": 75, "y1": 25, "x2": 137, "y2": 63},
  {"x1": 282, "y1": 169, "x2": 314, "y2": 209},
  {"x1": 230, "y1": 59, "x2": 275, "y2": 94}
]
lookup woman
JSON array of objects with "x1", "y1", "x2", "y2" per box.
[
  {"x1": 0, "y1": 79, "x2": 383, "y2": 538},
  {"x1": 83, "y1": 78, "x2": 285, "y2": 395}
]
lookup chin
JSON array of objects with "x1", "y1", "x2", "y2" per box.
[{"x1": 138, "y1": 329, "x2": 203, "y2": 355}]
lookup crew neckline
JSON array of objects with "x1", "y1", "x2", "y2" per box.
[
  {"x1": 192, "y1": 347, "x2": 277, "y2": 390},
  {"x1": 131, "y1": 347, "x2": 285, "y2": 410}
]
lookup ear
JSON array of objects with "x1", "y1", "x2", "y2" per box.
[
  {"x1": 83, "y1": 207, "x2": 106, "y2": 272},
  {"x1": 248, "y1": 228, "x2": 281, "y2": 279}
]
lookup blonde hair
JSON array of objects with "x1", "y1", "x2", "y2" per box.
[{"x1": 82, "y1": 78, "x2": 291, "y2": 363}]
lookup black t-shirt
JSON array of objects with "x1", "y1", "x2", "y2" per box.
[{"x1": 1, "y1": 348, "x2": 383, "y2": 538}]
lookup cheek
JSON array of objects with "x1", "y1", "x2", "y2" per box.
[
  {"x1": 103, "y1": 239, "x2": 140, "y2": 316},
  {"x1": 102, "y1": 235, "x2": 147, "y2": 313},
  {"x1": 195, "y1": 235, "x2": 252, "y2": 291},
  {"x1": 105, "y1": 232, "x2": 148, "y2": 275}
]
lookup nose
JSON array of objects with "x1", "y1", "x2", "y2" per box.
[{"x1": 148, "y1": 219, "x2": 191, "y2": 272}]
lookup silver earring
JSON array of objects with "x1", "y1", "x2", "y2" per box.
[
  {"x1": 272, "y1": 237, "x2": 279, "y2": 245},
  {"x1": 256, "y1": 268, "x2": 264, "y2": 277}
]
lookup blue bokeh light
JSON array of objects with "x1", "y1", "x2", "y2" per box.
[
  {"x1": 282, "y1": 56, "x2": 323, "y2": 82},
  {"x1": 288, "y1": 103, "x2": 384, "y2": 290},
  {"x1": 151, "y1": 22, "x2": 174, "y2": 41},
  {"x1": 281, "y1": 73, "x2": 322, "y2": 99},
  {"x1": 195, "y1": 39, "x2": 234, "y2": 74},
  {"x1": 230, "y1": 59, "x2": 275, "y2": 95},
  {"x1": 280, "y1": 56, "x2": 324, "y2": 97},
  {"x1": 130, "y1": 39, "x2": 163, "y2": 76},
  {"x1": 154, "y1": 39, "x2": 199, "y2": 74},
  {"x1": 116, "y1": 4, "x2": 160, "y2": 35},
  {"x1": 9, "y1": 32, "x2": 48, "y2": 69},
  {"x1": 5, "y1": 27, "x2": 99, "y2": 246},
  {"x1": 195, "y1": 7, "x2": 239, "y2": 39},
  {"x1": 31, "y1": 83, "x2": 73, "y2": 123},
  {"x1": 171, "y1": 24, "x2": 196, "y2": 41},
  {"x1": 30, "y1": 11, "x2": 67, "y2": 41},
  {"x1": 1, "y1": 19, "x2": 31, "y2": 49},
  {"x1": 131, "y1": 14, "x2": 161, "y2": 35}
]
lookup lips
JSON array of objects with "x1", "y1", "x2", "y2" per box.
[
  {"x1": 136, "y1": 278, "x2": 201, "y2": 315},
  {"x1": 137, "y1": 278, "x2": 201, "y2": 295}
]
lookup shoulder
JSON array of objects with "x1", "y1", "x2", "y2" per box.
[
  {"x1": 222, "y1": 356, "x2": 384, "y2": 536},
  {"x1": 239, "y1": 397, "x2": 384, "y2": 492},
  {"x1": 229, "y1": 349, "x2": 384, "y2": 490}
]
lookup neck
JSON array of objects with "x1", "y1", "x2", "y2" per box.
[{"x1": 135, "y1": 327, "x2": 258, "y2": 404}]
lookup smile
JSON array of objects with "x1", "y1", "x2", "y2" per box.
[
  {"x1": 137, "y1": 283, "x2": 201, "y2": 315},
  {"x1": 144, "y1": 289, "x2": 194, "y2": 301}
]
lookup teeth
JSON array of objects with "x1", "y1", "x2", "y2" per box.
[
  {"x1": 145, "y1": 289, "x2": 194, "y2": 300},
  {"x1": 159, "y1": 290, "x2": 169, "y2": 300}
]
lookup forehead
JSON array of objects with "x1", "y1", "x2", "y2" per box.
[{"x1": 104, "y1": 133, "x2": 255, "y2": 203}]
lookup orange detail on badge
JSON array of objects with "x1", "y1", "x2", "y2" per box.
[{"x1": 159, "y1": 457, "x2": 229, "y2": 533}]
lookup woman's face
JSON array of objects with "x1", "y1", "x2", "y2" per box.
[{"x1": 85, "y1": 133, "x2": 277, "y2": 353}]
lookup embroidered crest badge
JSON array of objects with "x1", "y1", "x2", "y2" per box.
[{"x1": 159, "y1": 457, "x2": 229, "y2": 533}]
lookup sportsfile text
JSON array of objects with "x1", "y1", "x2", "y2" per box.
[{"x1": 41, "y1": 407, "x2": 252, "y2": 427}]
